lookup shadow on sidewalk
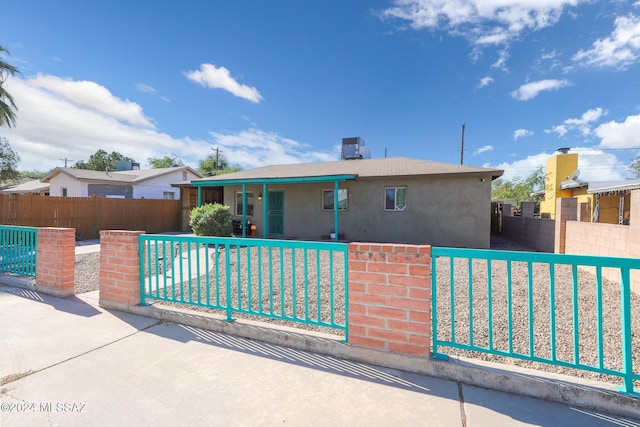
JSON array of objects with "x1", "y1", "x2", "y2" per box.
[{"x1": 0, "y1": 284, "x2": 101, "y2": 318}]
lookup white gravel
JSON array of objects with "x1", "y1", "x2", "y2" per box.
[{"x1": 74, "y1": 238, "x2": 639, "y2": 390}]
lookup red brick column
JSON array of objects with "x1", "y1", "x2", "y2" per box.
[
  {"x1": 348, "y1": 243, "x2": 432, "y2": 356},
  {"x1": 36, "y1": 227, "x2": 76, "y2": 297},
  {"x1": 99, "y1": 230, "x2": 144, "y2": 307}
]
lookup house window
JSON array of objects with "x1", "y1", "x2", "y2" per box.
[
  {"x1": 182, "y1": 171, "x2": 187, "y2": 180},
  {"x1": 322, "y1": 189, "x2": 348, "y2": 211},
  {"x1": 163, "y1": 191, "x2": 175, "y2": 200},
  {"x1": 235, "y1": 192, "x2": 254, "y2": 216},
  {"x1": 62, "y1": 187, "x2": 68, "y2": 197},
  {"x1": 385, "y1": 187, "x2": 407, "y2": 211}
]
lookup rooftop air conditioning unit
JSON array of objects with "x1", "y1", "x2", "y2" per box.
[{"x1": 341, "y1": 137, "x2": 371, "y2": 160}]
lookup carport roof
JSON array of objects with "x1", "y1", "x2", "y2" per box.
[{"x1": 191, "y1": 157, "x2": 503, "y2": 187}]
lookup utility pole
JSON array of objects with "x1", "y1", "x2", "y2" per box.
[
  {"x1": 460, "y1": 123, "x2": 465, "y2": 165},
  {"x1": 211, "y1": 147, "x2": 222, "y2": 175},
  {"x1": 60, "y1": 157, "x2": 73, "y2": 167}
]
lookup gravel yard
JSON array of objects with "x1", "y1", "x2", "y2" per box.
[{"x1": 74, "y1": 238, "x2": 639, "y2": 390}]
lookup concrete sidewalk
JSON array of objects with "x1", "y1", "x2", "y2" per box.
[{"x1": 1, "y1": 286, "x2": 639, "y2": 427}]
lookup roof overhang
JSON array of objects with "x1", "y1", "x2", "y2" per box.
[{"x1": 191, "y1": 174, "x2": 358, "y2": 187}]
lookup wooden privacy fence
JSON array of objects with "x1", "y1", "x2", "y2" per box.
[{"x1": 0, "y1": 195, "x2": 181, "y2": 240}]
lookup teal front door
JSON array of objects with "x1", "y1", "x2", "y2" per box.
[{"x1": 267, "y1": 190, "x2": 284, "y2": 235}]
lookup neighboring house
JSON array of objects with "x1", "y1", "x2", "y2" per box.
[
  {"x1": 1, "y1": 179, "x2": 49, "y2": 196},
  {"x1": 190, "y1": 156, "x2": 503, "y2": 248},
  {"x1": 41, "y1": 165, "x2": 203, "y2": 199},
  {"x1": 539, "y1": 149, "x2": 640, "y2": 224}
]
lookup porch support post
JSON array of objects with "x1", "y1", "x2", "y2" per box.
[
  {"x1": 262, "y1": 183, "x2": 267, "y2": 238},
  {"x1": 242, "y1": 183, "x2": 247, "y2": 237},
  {"x1": 197, "y1": 186, "x2": 202, "y2": 207},
  {"x1": 334, "y1": 180, "x2": 339, "y2": 242},
  {"x1": 619, "y1": 194, "x2": 625, "y2": 225}
]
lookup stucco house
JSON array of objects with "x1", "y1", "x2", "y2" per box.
[
  {"x1": 1, "y1": 179, "x2": 50, "y2": 195},
  {"x1": 539, "y1": 149, "x2": 640, "y2": 224},
  {"x1": 190, "y1": 157, "x2": 503, "y2": 248},
  {"x1": 42, "y1": 165, "x2": 203, "y2": 199}
]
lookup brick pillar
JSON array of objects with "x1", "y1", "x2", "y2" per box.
[
  {"x1": 36, "y1": 227, "x2": 75, "y2": 297},
  {"x1": 348, "y1": 243, "x2": 432, "y2": 356},
  {"x1": 99, "y1": 230, "x2": 144, "y2": 308},
  {"x1": 554, "y1": 197, "x2": 577, "y2": 254}
]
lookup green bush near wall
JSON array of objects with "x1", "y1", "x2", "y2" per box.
[{"x1": 189, "y1": 203, "x2": 234, "y2": 237}]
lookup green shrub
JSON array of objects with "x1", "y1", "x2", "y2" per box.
[{"x1": 189, "y1": 203, "x2": 234, "y2": 237}]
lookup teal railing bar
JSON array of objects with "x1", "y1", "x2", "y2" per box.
[
  {"x1": 257, "y1": 246, "x2": 263, "y2": 314},
  {"x1": 507, "y1": 260, "x2": 513, "y2": 354},
  {"x1": 280, "y1": 247, "x2": 285, "y2": 317},
  {"x1": 432, "y1": 247, "x2": 640, "y2": 396},
  {"x1": 225, "y1": 243, "x2": 232, "y2": 321},
  {"x1": 304, "y1": 249, "x2": 309, "y2": 321},
  {"x1": 619, "y1": 267, "x2": 633, "y2": 394},
  {"x1": 291, "y1": 248, "x2": 297, "y2": 319},
  {"x1": 549, "y1": 263, "x2": 557, "y2": 362},
  {"x1": 468, "y1": 257, "x2": 474, "y2": 347},
  {"x1": 571, "y1": 264, "x2": 579, "y2": 366},
  {"x1": 528, "y1": 261, "x2": 534, "y2": 358},
  {"x1": 487, "y1": 259, "x2": 493, "y2": 351},
  {"x1": 596, "y1": 266, "x2": 604, "y2": 370},
  {"x1": 138, "y1": 234, "x2": 347, "y2": 335},
  {"x1": 449, "y1": 257, "x2": 455, "y2": 343},
  {"x1": 330, "y1": 250, "x2": 335, "y2": 325}
]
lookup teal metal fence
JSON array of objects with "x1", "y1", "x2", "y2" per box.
[
  {"x1": 432, "y1": 247, "x2": 640, "y2": 395},
  {"x1": 0, "y1": 225, "x2": 38, "y2": 277},
  {"x1": 140, "y1": 234, "x2": 348, "y2": 338}
]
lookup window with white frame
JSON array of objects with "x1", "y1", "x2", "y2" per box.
[
  {"x1": 62, "y1": 187, "x2": 68, "y2": 197},
  {"x1": 384, "y1": 187, "x2": 407, "y2": 211},
  {"x1": 322, "y1": 189, "x2": 348, "y2": 211},
  {"x1": 235, "y1": 192, "x2": 254, "y2": 216},
  {"x1": 163, "y1": 191, "x2": 175, "y2": 200}
]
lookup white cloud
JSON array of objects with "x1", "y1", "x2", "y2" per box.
[
  {"x1": 381, "y1": 0, "x2": 585, "y2": 45},
  {"x1": 473, "y1": 145, "x2": 493, "y2": 155},
  {"x1": 478, "y1": 76, "x2": 494, "y2": 88},
  {"x1": 489, "y1": 152, "x2": 550, "y2": 182},
  {"x1": 491, "y1": 49, "x2": 510, "y2": 70},
  {"x1": 594, "y1": 113, "x2": 640, "y2": 149},
  {"x1": 488, "y1": 148, "x2": 627, "y2": 183},
  {"x1": 573, "y1": 14, "x2": 640, "y2": 70},
  {"x1": 513, "y1": 128, "x2": 533, "y2": 140},
  {"x1": 209, "y1": 128, "x2": 339, "y2": 169},
  {"x1": 136, "y1": 83, "x2": 157, "y2": 93},
  {"x1": 27, "y1": 74, "x2": 155, "y2": 128},
  {"x1": 184, "y1": 63, "x2": 263, "y2": 104},
  {"x1": 510, "y1": 79, "x2": 570, "y2": 101},
  {"x1": 547, "y1": 107, "x2": 606, "y2": 137},
  {"x1": 2, "y1": 74, "x2": 330, "y2": 173}
]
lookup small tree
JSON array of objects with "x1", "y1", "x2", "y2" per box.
[
  {"x1": 75, "y1": 149, "x2": 136, "y2": 171},
  {"x1": 630, "y1": 156, "x2": 640, "y2": 178},
  {"x1": 198, "y1": 153, "x2": 241, "y2": 176},
  {"x1": 189, "y1": 203, "x2": 233, "y2": 237},
  {"x1": 0, "y1": 137, "x2": 20, "y2": 183},
  {"x1": 492, "y1": 166, "x2": 545, "y2": 209},
  {"x1": 148, "y1": 154, "x2": 184, "y2": 168}
]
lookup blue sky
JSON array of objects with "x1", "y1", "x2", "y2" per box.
[{"x1": 2, "y1": 1, "x2": 640, "y2": 182}]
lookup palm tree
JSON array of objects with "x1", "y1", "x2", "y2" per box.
[{"x1": 0, "y1": 45, "x2": 20, "y2": 127}]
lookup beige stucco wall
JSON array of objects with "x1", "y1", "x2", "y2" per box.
[{"x1": 221, "y1": 174, "x2": 493, "y2": 248}]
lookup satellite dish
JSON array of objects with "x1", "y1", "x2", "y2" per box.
[{"x1": 570, "y1": 169, "x2": 580, "y2": 181}]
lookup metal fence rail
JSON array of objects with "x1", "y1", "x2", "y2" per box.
[
  {"x1": 140, "y1": 234, "x2": 348, "y2": 338},
  {"x1": 0, "y1": 225, "x2": 37, "y2": 277},
  {"x1": 432, "y1": 247, "x2": 640, "y2": 395}
]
